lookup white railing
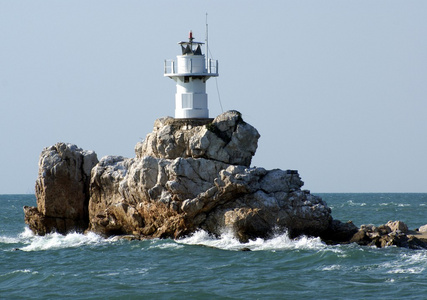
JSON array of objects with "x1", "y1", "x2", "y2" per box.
[
  {"x1": 164, "y1": 59, "x2": 218, "y2": 75},
  {"x1": 207, "y1": 59, "x2": 218, "y2": 74},
  {"x1": 164, "y1": 59, "x2": 175, "y2": 74}
]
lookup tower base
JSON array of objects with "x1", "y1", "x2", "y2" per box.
[{"x1": 175, "y1": 108, "x2": 209, "y2": 119}]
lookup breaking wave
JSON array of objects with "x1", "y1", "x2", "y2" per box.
[
  {"x1": 177, "y1": 229, "x2": 327, "y2": 251},
  {"x1": 9, "y1": 227, "x2": 110, "y2": 252}
]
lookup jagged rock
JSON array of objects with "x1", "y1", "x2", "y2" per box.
[
  {"x1": 25, "y1": 111, "x2": 333, "y2": 242},
  {"x1": 88, "y1": 155, "x2": 331, "y2": 241},
  {"x1": 407, "y1": 236, "x2": 427, "y2": 249},
  {"x1": 24, "y1": 143, "x2": 98, "y2": 234},
  {"x1": 189, "y1": 167, "x2": 330, "y2": 241},
  {"x1": 348, "y1": 220, "x2": 427, "y2": 249},
  {"x1": 86, "y1": 111, "x2": 332, "y2": 241},
  {"x1": 135, "y1": 110, "x2": 260, "y2": 167},
  {"x1": 375, "y1": 232, "x2": 405, "y2": 248},
  {"x1": 385, "y1": 220, "x2": 408, "y2": 233},
  {"x1": 320, "y1": 219, "x2": 359, "y2": 244},
  {"x1": 350, "y1": 228, "x2": 372, "y2": 246},
  {"x1": 375, "y1": 232, "x2": 427, "y2": 249},
  {"x1": 88, "y1": 155, "x2": 137, "y2": 235}
]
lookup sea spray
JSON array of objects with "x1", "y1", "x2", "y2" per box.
[
  {"x1": 177, "y1": 229, "x2": 327, "y2": 251},
  {"x1": 19, "y1": 230, "x2": 108, "y2": 252}
]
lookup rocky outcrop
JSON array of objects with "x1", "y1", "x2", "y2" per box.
[
  {"x1": 349, "y1": 221, "x2": 427, "y2": 249},
  {"x1": 135, "y1": 110, "x2": 259, "y2": 167},
  {"x1": 88, "y1": 157, "x2": 331, "y2": 241},
  {"x1": 24, "y1": 143, "x2": 98, "y2": 234},
  {"x1": 24, "y1": 111, "x2": 333, "y2": 242},
  {"x1": 318, "y1": 219, "x2": 427, "y2": 249},
  {"x1": 24, "y1": 111, "x2": 427, "y2": 250}
]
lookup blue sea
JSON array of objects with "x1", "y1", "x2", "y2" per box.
[{"x1": 1, "y1": 193, "x2": 427, "y2": 299}]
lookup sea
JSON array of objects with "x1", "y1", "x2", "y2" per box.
[{"x1": 1, "y1": 193, "x2": 427, "y2": 299}]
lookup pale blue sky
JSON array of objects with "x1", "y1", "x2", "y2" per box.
[{"x1": 1, "y1": 1, "x2": 426, "y2": 193}]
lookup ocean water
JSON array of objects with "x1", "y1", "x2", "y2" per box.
[{"x1": 1, "y1": 194, "x2": 427, "y2": 299}]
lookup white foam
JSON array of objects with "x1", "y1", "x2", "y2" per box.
[
  {"x1": 148, "y1": 241, "x2": 184, "y2": 250},
  {"x1": 19, "y1": 227, "x2": 36, "y2": 239},
  {"x1": 379, "y1": 202, "x2": 411, "y2": 207},
  {"x1": 404, "y1": 252, "x2": 427, "y2": 264},
  {"x1": 177, "y1": 229, "x2": 327, "y2": 251},
  {"x1": 20, "y1": 231, "x2": 107, "y2": 252},
  {"x1": 388, "y1": 267, "x2": 424, "y2": 274},
  {"x1": 0, "y1": 236, "x2": 21, "y2": 244},
  {"x1": 382, "y1": 251, "x2": 427, "y2": 274},
  {"x1": 347, "y1": 200, "x2": 366, "y2": 207},
  {"x1": 13, "y1": 269, "x2": 31, "y2": 273},
  {"x1": 322, "y1": 264, "x2": 341, "y2": 271},
  {"x1": 0, "y1": 227, "x2": 34, "y2": 244},
  {"x1": 6, "y1": 269, "x2": 39, "y2": 275}
]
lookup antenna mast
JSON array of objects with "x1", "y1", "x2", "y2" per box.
[{"x1": 205, "y1": 13, "x2": 209, "y2": 67}]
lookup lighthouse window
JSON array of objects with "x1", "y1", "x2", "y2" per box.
[
  {"x1": 184, "y1": 77, "x2": 190, "y2": 83},
  {"x1": 182, "y1": 45, "x2": 192, "y2": 55},
  {"x1": 194, "y1": 45, "x2": 202, "y2": 55}
]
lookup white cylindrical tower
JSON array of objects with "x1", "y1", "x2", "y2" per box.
[{"x1": 164, "y1": 31, "x2": 218, "y2": 119}]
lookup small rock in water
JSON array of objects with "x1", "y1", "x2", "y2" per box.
[{"x1": 240, "y1": 247, "x2": 251, "y2": 251}]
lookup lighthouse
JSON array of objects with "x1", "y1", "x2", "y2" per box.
[{"x1": 164, "y1": 31, "x2": 218, "y2": 119}]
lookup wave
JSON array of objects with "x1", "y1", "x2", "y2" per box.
[
  {"x1": 3, "y1": 226, "x2": 328, "y2": 253},
  {"x1": 380, "y1": 251, "x2": 427, "y2": 274},
  {"x1": 379, "y1": 202, "x2": 412, "y2": 207},
  {"x1": 148, "y1": 241, "x2": 185, "y2": 250},
  {"x1": 22, "y1": 232, "x2": 108, "y2": 252},
  {"x1": 347, "y1": 200, "x2": 367, "y2": 207},
  {"x1": 176, "y1": 229, "x2": 327, "y2": 251},
  {"x1": 1, "y1": 227, "x2": 111, "y2": 252}
]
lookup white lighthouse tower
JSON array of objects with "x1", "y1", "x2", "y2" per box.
[{"x1": 164, "y1": 31, "x2": 218, "y2": 119}]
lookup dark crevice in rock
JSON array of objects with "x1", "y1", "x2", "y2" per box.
[{"x1": 206, "y1": 122, "x2": 230, "y2": 143}]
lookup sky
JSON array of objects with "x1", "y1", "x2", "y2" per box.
[{"x1": 1, "y1": 1, "x2": 426, "y2": 194}]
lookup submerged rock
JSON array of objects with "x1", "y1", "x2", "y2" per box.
[{"x1": 25, "y1": 111, "x2": 333, "y2": 242}]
